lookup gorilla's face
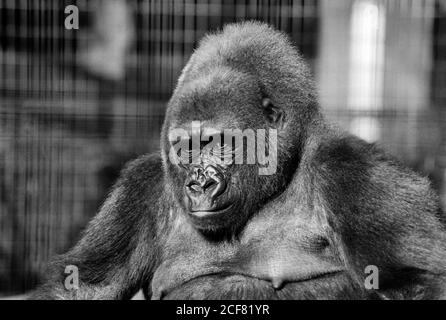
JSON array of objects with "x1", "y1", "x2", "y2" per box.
[{"x1": 161, "y1": 69, "x2": 299, "y2": 233}]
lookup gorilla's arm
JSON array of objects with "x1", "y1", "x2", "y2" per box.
[
  {"x1": 30, "y1": 154, "x2": 163, "y2": 299},
  {"x1": 315, "y1": 135, "x2": 446, "y2": 298}
]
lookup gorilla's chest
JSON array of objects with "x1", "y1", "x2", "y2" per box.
[{"x1": 150, "y1": 208, "x2": 345, "y2": 300}]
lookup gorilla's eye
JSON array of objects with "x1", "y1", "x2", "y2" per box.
[
  {"x1": 172, "y1": 137, "x2": 195, "y2": 165},
  {"x1": 210, "y1": 142, "x2": 236, "y2": 164},
  {"x1": 177, "y1": 147, "x2": 193, "y2": 164},
  {"x1": 262, "y1": 97, "x2": 282, "y2": 124}
]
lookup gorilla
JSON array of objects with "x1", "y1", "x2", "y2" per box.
[{"x1": 31, "y1": 21, "x2": 446, "y2": 300}]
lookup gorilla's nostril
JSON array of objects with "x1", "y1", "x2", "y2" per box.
[
  {"x1": 187, "y1": 181, "x2": 202, "y2": 193},
  {"x1": 210, "y1": 178, "x2": 226, "y2": 199},
  {"x1": 203, "y1": 179, "x2": 217, "y2": 191}
]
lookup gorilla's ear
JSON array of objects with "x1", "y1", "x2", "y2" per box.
[{"x1": 262, "y1": 97, "x2": 283, "y2": 126}]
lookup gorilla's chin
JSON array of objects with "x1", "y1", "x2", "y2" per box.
[{"x1": 185, "y1": 201, "x2": 247, "y2": 235}]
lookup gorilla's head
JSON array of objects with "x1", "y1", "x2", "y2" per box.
[{"x1": 161, "y1": 22, "x2": 320, "y2": 234}]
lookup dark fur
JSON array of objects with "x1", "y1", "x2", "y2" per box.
[{"x1": 30, "y1": 22, "x2": 446, "y2": 300}]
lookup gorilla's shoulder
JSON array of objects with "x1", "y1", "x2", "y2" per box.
[
  {"x1": 312, "y1": 129, "x2": 435, "y2": 191},
  {"x1": 313, "y1": 133, "x2": 388, "y2": 169},
  {"x1": 117, "y1": 153, "x2": 164, "y2": 190},
  {"x1": 312, "y1": 131, "x2": 439, "y2": 211}
]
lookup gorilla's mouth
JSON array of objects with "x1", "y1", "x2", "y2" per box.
[{"x1": 189, "y1": 203, "x2": 234, "y2": 218}]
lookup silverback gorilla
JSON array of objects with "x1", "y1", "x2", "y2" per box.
[{"x1": 32, "y1": 22, "x2": 446, "y2": 300}]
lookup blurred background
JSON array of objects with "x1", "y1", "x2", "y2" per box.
[{"x1": 0, "y1": 0, "x2": 445, "y2": 296}]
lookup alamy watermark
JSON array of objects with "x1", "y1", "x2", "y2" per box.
[
  {"x1": 364, "y1": 265, "x2": 379, "y2": 290},
  {"x1": 64, "y1": 5, "x2": 79, "y2": 30},
  {"x1": 64, "y1": 265, "x2": 79, "y2": 291},
  {"x1": 168, "y1": 121, "x2": 278, "y2": 175}
]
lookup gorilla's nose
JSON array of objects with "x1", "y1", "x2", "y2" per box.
[
  {"x1": 185, "y1": 165, "x2": 227, "y2": 211},
  {"x1": 187, "y1": 177, "x2": 218, "y2": 195}
]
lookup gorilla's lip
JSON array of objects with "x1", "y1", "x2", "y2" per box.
[{"x1": 189, "y1": 204, "x2": 234, "y2": 218}]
